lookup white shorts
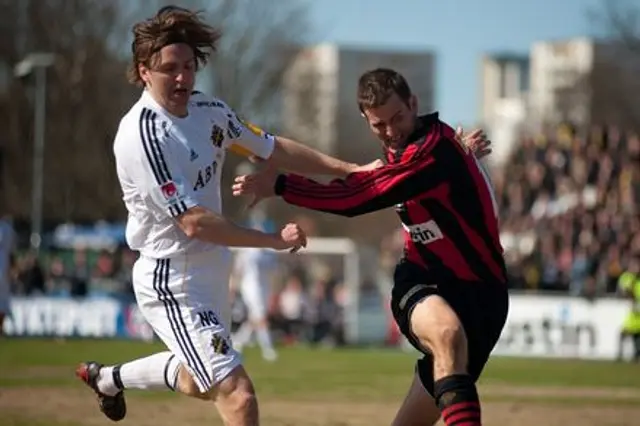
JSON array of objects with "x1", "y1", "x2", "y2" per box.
[
  {"x1": 132, "y1": 250, "x2": 241, "y2": 393},
  {"x1": 239, "y1": 279, "x2": 268, "y2": 321},
  {"x1": 0, "y1": 278, "x2": 10, "y2": 315}
]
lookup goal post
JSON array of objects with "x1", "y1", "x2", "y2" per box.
[{"x1": 231, "y1": 237, "x2": 369, "y2": 344}]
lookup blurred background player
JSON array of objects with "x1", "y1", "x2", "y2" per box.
[
  {"x1": 0, "y1": 214, "x2": 15, "y2": 336},
  {"x1": 230, "y1": 214, "x2": 279, "y2": 361},
  {"x1": 617, "y1": 256, "x2": 640, "y2": 362}
]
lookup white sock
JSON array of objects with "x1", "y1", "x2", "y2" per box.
[
  {"x1": 97, "y1": 351, "x2": 180, "y2": 396},
  {"x1": 256, "y1": 327, "x2": 275, "y2": 353},
  {"x1": 233, "y1": 322, "x2": 254, "y2": 349}
]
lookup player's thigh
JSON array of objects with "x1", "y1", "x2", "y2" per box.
[
  {"x1": 133, "y1": 255, "x2": 242, "y2": 396},
  {"x1": 409, "y1": 294, "x2": 467, "y2": 355},
  {"x1": 391, "y1": 369, "x2": 440, "y2": 426},
  {"x1": 391, "y1": 262, "x2": 465, "y2": 356}
]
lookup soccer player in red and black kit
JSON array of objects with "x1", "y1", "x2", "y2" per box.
[{"x1": 233, "y1": 68, "x2": 508, "y2": 426}]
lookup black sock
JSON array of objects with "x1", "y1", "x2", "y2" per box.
[
  {"x1": 434, "y1": 374, "x2": 481, "y2": 426},
  {"x1": 112, "y1": 364, "x2": 124, "y2": 391}
]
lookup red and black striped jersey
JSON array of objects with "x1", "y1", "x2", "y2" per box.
[{"x1": 273, "y1": 113, "x2": 506, "y2": 284}]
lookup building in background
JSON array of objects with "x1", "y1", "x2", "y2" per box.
[
  {"x1": 478, "y1": 53, "x2": 529, "y2": 167},
  {"x1": 282, "y1": 43, "x2": 435, "y2": 163},
  {"x1": 479, "y1": 37, "x2": 640, "y2": 167},
  {"x1": 528, "y1": 37, "x2": 596, "y2": 129},
  {"x1": 528, "y1": 37, "x2": 640, "y2": 129}
]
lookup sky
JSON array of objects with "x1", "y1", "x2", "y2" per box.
[{"x1": 309, "y1": 0, "x2": 604, "y2": 126}]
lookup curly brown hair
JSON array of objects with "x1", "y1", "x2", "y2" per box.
[
  {"x1": 127, "y1": 5, "x2": 221, "y2": 86},
  {"x1": 357, "y1": 68, "x2": 412, "y2": 112}
]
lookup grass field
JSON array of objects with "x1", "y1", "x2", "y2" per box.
[{"x1": 1, "y1": 339, "x2": 639, "y2": 426}]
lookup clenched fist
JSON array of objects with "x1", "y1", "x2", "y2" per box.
[{"x1": 273, "y1": 223, "x2": 307, "y2": 253}]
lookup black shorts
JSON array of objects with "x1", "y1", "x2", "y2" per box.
[{"x1": 390, "y1": 260, "x2": 509, "y2": 396}]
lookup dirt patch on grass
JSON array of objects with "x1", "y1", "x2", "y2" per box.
[
  {"x1": 479, "y1": 383, "x2": 640, "y2": 400},
  {"x1": 0, "y1": 387, "x2": 639, "y2": 426}
]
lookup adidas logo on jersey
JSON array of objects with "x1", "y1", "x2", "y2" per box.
[{"x1": 190, "y1": 149, "x2": 199, "y2": 161}]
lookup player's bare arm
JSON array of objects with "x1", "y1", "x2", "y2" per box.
[
  {"x1": 225, "y1": 114, "x2": 365, "y2": 177},
  {"x1": 234, "y1": 133, "x2": 373, "y2": 177},
  {"x1": 175, "y1": 206, "x2": 306, "y2": 251},
  {"x1": 269, "y1": 135, "x2": 362, "y2": 176}
]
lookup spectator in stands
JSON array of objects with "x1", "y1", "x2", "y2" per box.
[
  {"x1": 46, "y1": 256, "x2": 70, "y2": 295},
  {"x1": 15, "y1": 251, "x2": 45, "y2": 295},
  {"x1": 276, "y1": 274, "x2": 307, "y2": 344},
  {"x1": 306, "y1": 277, "x2": 335, "y2": 345},
  {"x1": 68, "y1": 248, "x2": 89, "y2": 297}
]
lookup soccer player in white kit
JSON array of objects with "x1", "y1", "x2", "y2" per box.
[{"x1": 75, "y1": 6, "x2": 372, "y2": 426}]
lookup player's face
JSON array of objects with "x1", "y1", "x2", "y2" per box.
[
  {"x1": 140, "y1": 43, "x2": 196, "y2": 117},
  {"x1": 362, "y1": 92, "x2": 418, "y2": 150}
]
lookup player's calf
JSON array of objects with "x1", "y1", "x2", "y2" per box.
[{"x1": 410, "y1": 296, "x2": 481, "y2": 426}]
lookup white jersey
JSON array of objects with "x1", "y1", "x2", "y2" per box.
[{"x1": 113, "y1": 90, "x2": 275, "y2": 259}]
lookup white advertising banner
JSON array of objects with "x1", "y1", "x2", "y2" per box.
[
  {"x1": 4, "y1": 297, "x2": 121, "y2": 338},
  {"x1": 493, "y1": 295, "x2": 631, "y2": 360}
]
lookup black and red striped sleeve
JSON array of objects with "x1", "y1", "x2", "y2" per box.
[{"x1": 273, "y1": 143, "x2": 448, "y2": 217}]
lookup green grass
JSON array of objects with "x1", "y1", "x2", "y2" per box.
[{"x1": 1, "y1": 338, "x2": 639, "y2": 402}]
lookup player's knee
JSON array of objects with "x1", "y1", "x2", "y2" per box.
[
  {"x1": 215, "y1": 366, "x2": 259, "y2": 419},
  {"x1": 226, "y1": 388, "x2": 258, "y2": 418},
  {"x1": 410, "y1": 296, "x2": 467, "y2": 372},
  {"x1": 432, "y1": 323, "x2": 465, "y2": 352}
]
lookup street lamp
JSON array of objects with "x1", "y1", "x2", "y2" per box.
[{"x1": 14, "y1": 52, "x2": 55, "y2": 253}]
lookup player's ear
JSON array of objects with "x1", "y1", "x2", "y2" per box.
[
  {"x1": 409, "y1": 95, "x2": 418, "y2": 114},
  {"x1": 139, "y1": 63, "x2": 151, "y2": 86}
]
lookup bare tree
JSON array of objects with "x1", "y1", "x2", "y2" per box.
[
  {"x1": 0, "y1": 0, "x2": 135, "y2": 226},
  {"x1": 565, "y1": 0, "x2": 640, "y2": 129},
  {"x1": 593, "y1": 0, "x2": 640, "y2": 53},
  {"x1": 0, "y1": 0, "x2": 315, "y2": 228}
]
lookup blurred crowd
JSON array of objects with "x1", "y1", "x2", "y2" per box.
[
  {"x1": 6, "y1": 246, "x2": 138, "y2": 300},
  {"x1": 493, "y1": 125, "x2": 640, "y2": 297}
]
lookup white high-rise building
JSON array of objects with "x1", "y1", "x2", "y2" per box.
[
  {"x1": 528, "y1": 37, "x2": 596, "y2": 127},
  {"x1": 528, "y1": 37, "x2": 640, "y2": 128},
  {"x1": 282, "y1": 43, "x2": 435, "y2": 162},
  {"x1": 478, "y1": 53, "x2": 529, "y2": 167}
]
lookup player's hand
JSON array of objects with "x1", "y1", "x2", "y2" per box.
[
  {"x1": 272, "y1": 223, "x2": 307, "y2": 253},
  {"x1": 350, "y1": 159, "x2": 384, "y2": 173},
  {"x1": 233, "y1": 164, "x2": 278, "y2": 209},
  {"x1": 456, "y1": 127, "x2": 492, "y2": 159}
]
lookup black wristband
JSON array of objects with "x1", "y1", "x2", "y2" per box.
[{"x1": 274, "y1": 174, "x2": 287, "y2": 196}]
